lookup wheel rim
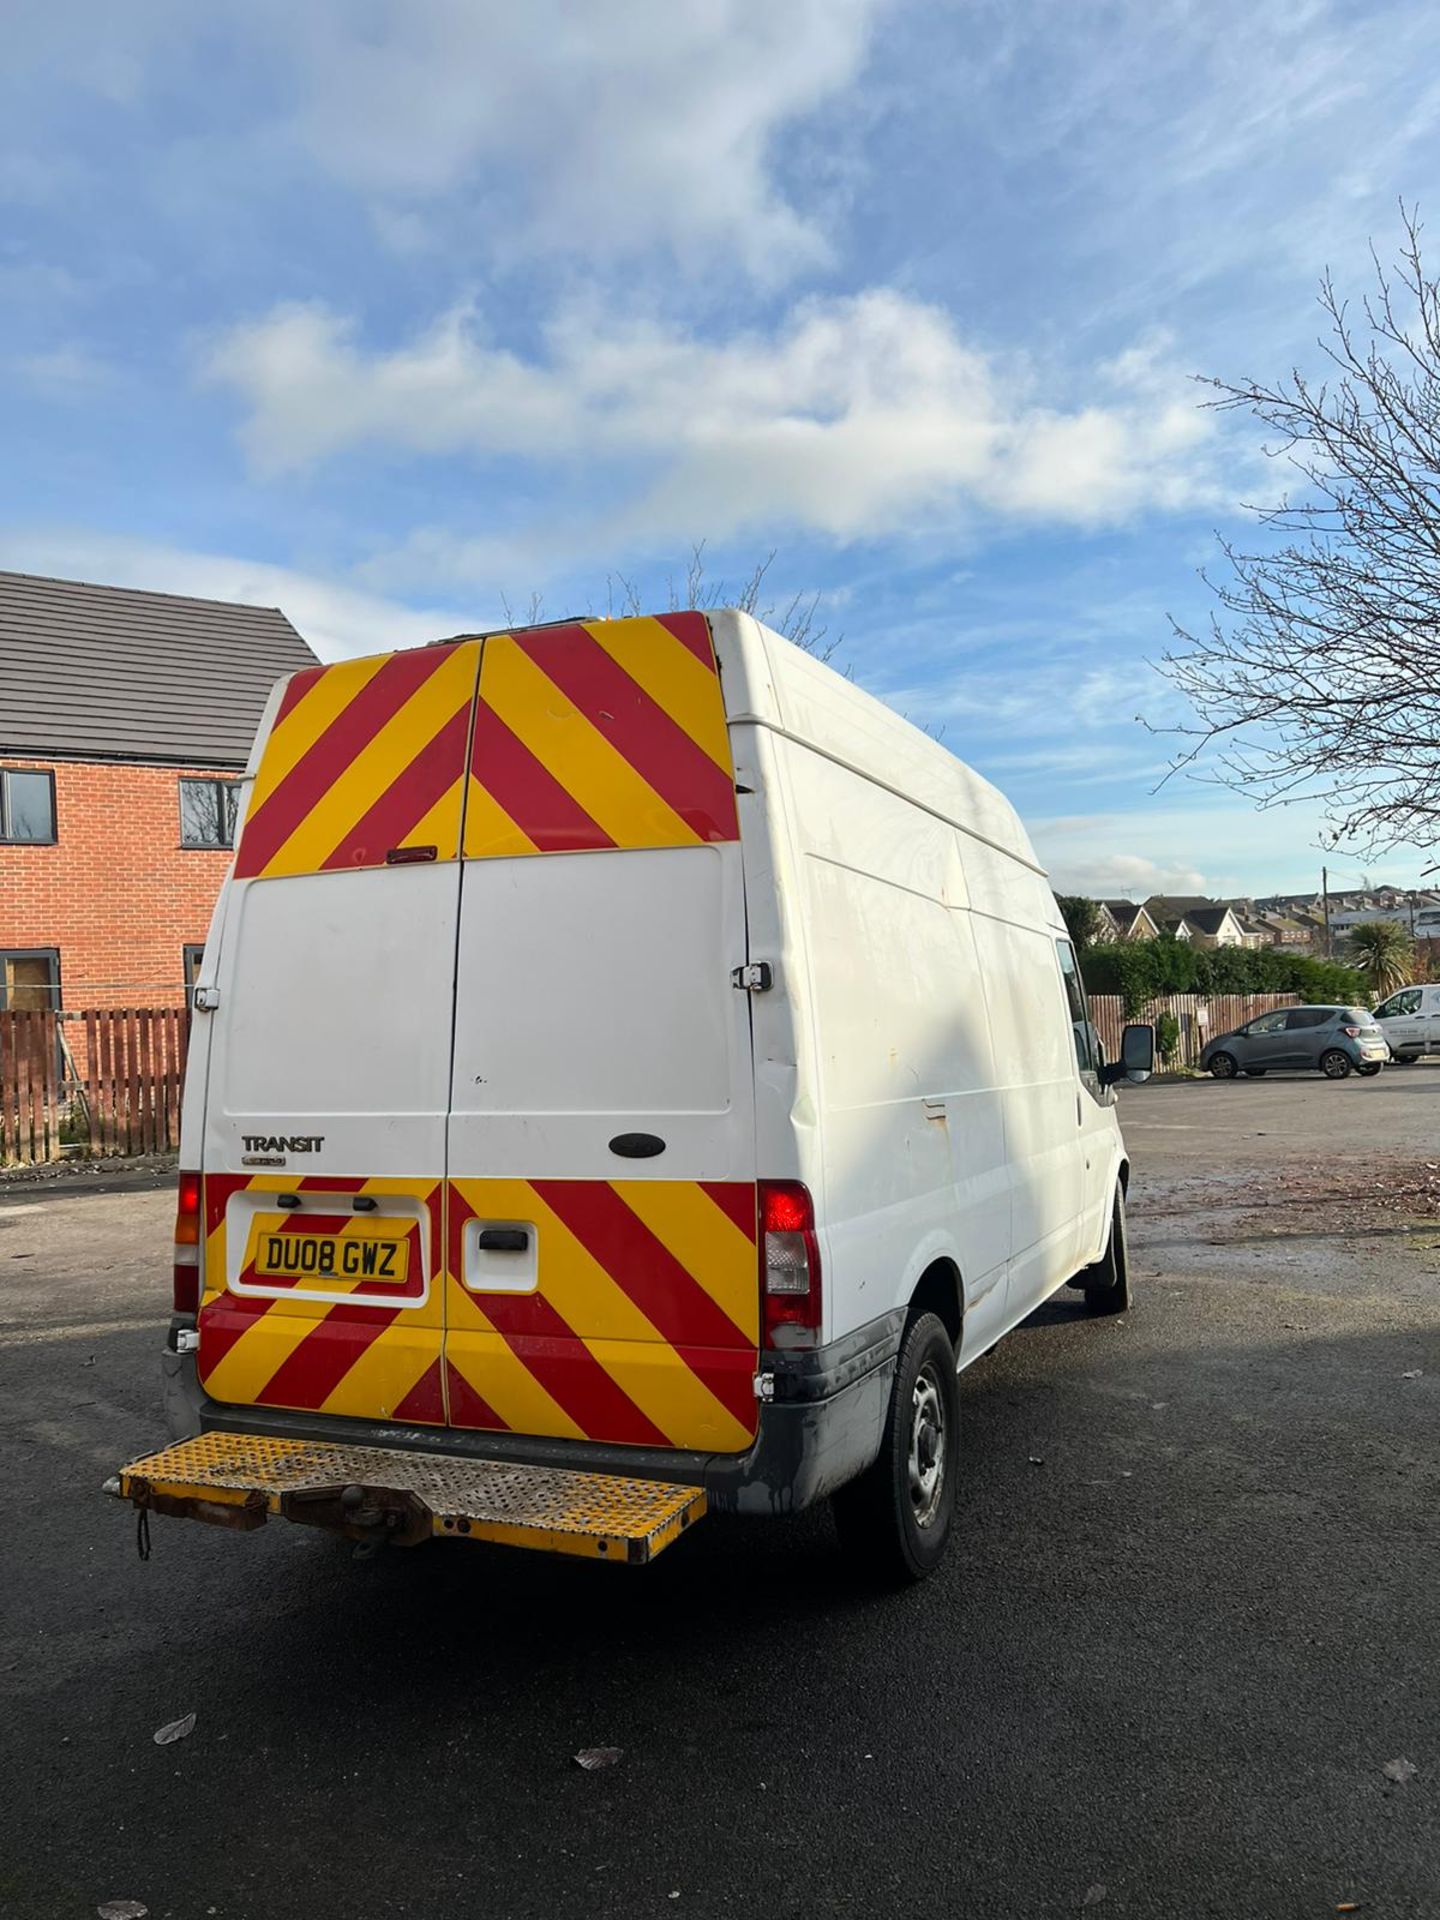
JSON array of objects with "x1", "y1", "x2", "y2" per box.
[
  {"x1": 908, "y1": 1365, "x2": 947, "y2": 1530},
  {"x1": 1322, "y1": 1051, "x2": 1350, "y2": 1078},
  {"x1": 1211, "y1": 1053, "x2": 1236, "y2": 1078}
]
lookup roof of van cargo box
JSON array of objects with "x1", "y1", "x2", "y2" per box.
[
  {"x1": 0, "y1": 567, "x2": 318, "y2": 768},
  {"x1": 716, "y1": 609, "x2": 1047, "y2": 879}
]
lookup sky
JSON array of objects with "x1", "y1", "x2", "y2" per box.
[{"x1": 4, "y1": 0, "x2": 1440, "y2": 899}]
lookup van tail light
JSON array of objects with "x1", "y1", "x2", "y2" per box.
[
  {"x1": 173, "y1": 1169, "x2": 201, "y2": 1314},
  {"x1": 760, "y1": 1180, "x2": 821, "y2": 1346}
]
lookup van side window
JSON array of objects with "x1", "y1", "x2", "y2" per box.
[
  {"x1": 1056, "y1": 939, "x2": 1099, "y2": 1079},
  {"x1": 1375, "y1": 988, "x2": 1419, "y2": 1018}
]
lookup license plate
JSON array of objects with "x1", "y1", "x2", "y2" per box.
[{"x1": 255, "y1": 1232, "x2": 410, "y2": 1284}]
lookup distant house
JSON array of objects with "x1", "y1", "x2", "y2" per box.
[
  {"x1": 0, "y1": 569, "x2": 317, "y2": 1010},
  {"x1": 1147, "y1": 897, "x2": 1248, "y2": 949},
  {"x1": 1245, "y1": 913, "x2": 1314, "y2": 952},
  {"x1": 1096, "y1": 900, "x2": 1161, "y2": 941},
  {"x1": 1172, "y1": 905, "x2": 1247, "y2": 949}
]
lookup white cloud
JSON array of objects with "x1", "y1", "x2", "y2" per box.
[
  {"x1": 0, "y1": 530, "x2": 481, "y2": 661},
  {"x1": 1040, "y1": 850, "x2": 1208, "y2": 898},
  {"x1": 207, "y1": 293, "x2": 1218, "y2": 566},
  {"x1": 4, "y1": 0, "x2": 884, "y2": 277},
  {"x1": 280, "y1": 0, "x2": 885, "y2": 273},
  {"x1": 1027, "y1": 793, "x2": 1386, "y2": 899}
]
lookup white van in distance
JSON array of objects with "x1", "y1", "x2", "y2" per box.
[
  {"x1": 1373, "y1": 983, "x2": 1440, "y2": 1061},
  {"x1": 110, "y1": 609, "x2": 1153, "y2": 1582}
]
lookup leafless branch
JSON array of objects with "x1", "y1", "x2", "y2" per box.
[{"x1": 1159, "y1": 204, "x2": 1440, "y2": 853}]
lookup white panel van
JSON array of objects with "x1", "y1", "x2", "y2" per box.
[
  {"x1": 111, "y1": 610, "x2": 1152, "y2": 1582},
  {"x1": 1373, "y1": 983, "x2": 1440, "y2": 1061}
]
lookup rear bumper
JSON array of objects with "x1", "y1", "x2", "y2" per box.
[{"x1": 159, "y1": 1308, "x2": 902, "y2": 1518}]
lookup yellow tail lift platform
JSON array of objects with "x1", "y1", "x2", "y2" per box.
[{"x1": 105, "y1": 1431, "x2": 706, "y2": 1565}]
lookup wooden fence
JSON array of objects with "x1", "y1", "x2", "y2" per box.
[
  {"x1": 1091, "y1": 992, "x2": 1299, "y2": 1069},
  {"x1": 0, "y1": 1008, "x2": 190, "y2": 1165}
]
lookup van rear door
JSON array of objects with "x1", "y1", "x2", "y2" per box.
[
  {"x1": 444, "y1": 616, "x2": 761, "y2": 1455},
  {"x1": 196, "y1": 639, "x2": 481, "y2": 1430}
]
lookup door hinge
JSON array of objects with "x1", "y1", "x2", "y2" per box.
[
  {"x1": 175, "y1": 1328, "x2": 200, "y2": 1355},
  {"x1": 731, "y1": 962, "x2": 773, "y2": 993},
  {"x1": 192, "y1": 986, "x2": 221, "y2": 1013},
  {"x1": 752, "y1": 1370, "x2": 776, "y2": 1402}
]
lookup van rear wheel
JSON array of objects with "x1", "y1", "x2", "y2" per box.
[{"x1": 832, "y1": 1310, "x2": 957, "y2": 1585}]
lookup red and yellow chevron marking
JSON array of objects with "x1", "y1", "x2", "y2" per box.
[
  {"x1": 197, "y1": 1172, "x2": 760, "y2": 1448},
  {"x1": 197, "y1": 1175, "x2": 447, "y2": 1426},
  {"x1": 463, "y1": 613, "x2": 740, "y2": 859},
  {"x1": 234, "y1": 640, "x2": 482, "y2": 880},
  {"x1": 444, "y1": 1176, "x2": 759, "y2": 1454}
]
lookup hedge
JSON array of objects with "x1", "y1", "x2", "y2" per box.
[{"x1": 1080, "y1": 934, "x2": 1366, "y2": 1017}]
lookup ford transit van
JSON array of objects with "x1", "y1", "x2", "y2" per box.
[{"x1": 110, "y1": 610, "x2": 1152, "y2": 1582}]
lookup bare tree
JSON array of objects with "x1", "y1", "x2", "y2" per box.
[
  {"x1": 498, "y1": 588, "x2": 545, "y2": 628},
  {"x1": 1160, "y1": 209, "x2": 1440, "y2": 853},
  {"x1": 507, "y1": 542, "x2": 843, "y2": 661}
]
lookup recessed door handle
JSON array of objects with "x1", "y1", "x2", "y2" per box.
[{"x1": 476, "y1": 1228, "x2": 529, "y2": 1253}]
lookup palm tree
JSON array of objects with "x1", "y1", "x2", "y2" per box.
[{"x1": 1348, "y1": 919, "x2": 1414, "y2": 997}]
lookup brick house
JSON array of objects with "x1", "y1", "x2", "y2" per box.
[{"x1": 0, "y1": 569, "x2": 316, "y2": 1011}]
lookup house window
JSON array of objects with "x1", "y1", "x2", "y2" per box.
[
  {"x1": 179, "y1": 779, "x2": 240, "y2": 849},
  {"x1": 0, "y1": 768, "x2": 56, "y2": 844},
  {"x1": 0, "y1": 948, "x2": 61, "y2": 1011}
]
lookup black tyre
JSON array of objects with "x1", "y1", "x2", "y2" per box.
[
  {"x1": 1242, "y1": 1068, "x2": 1268, "y2": 1078},
  {"x1": 1320, "y1": 1049, "x2": 1353, "y2": 1079},
  {"x1": 1081, "y1": 1187, "x2": 1132, "y2": 1316},
  {"x1": 1208, "y1": 1051, "x2": 1238, "y2": 1079},
  {"x1": 832, "y1": 1310, "x2": 957, "y2": 1585},
  {"x1": 1394, "y1": 1053, "x2": 1421, "y2": 1065},
  {"x1": 1357, "y1": 1061, "x2": 1384, "y2": 1077}
]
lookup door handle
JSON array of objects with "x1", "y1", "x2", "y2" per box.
[{"x1": 475, "y1": 1228, "x2": 529, "y2": 1253}]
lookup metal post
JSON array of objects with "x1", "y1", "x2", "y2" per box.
[{"x1": 1322, "y1": 866, "x2": 1331, "y2": 958}]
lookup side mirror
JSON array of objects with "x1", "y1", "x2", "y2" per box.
[{"x1": 1102, "y1": 1022, "x2": 1155, "y2": 1086}]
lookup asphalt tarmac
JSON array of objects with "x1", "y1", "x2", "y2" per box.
[{"x1": 1, "y1": 1071, "x2": 1436, "y2": 1918}]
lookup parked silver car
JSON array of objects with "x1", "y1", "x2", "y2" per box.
[{"x1": 1201, "y1": 1005, "x2": 1389, "y2": 1080}]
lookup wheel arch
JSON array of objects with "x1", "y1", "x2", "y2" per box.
[{"x1": 905, "y1": 1255, "x2": 964, "y2": 1352}]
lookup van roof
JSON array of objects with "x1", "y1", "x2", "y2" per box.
[{"x1": 715, "y1": 610, "x2": 1046, "y2": 879}]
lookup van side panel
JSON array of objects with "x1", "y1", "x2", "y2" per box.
[
  {"x1": 774, "y1": 740, "x2": 1007, "y2": 1351},
  {"x1": 730, "y1": 609, "x2": 1114, "y2": 1364},
  {"x1": 953, "y1": 839, "x2": 1085, "y2": 1315}
]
